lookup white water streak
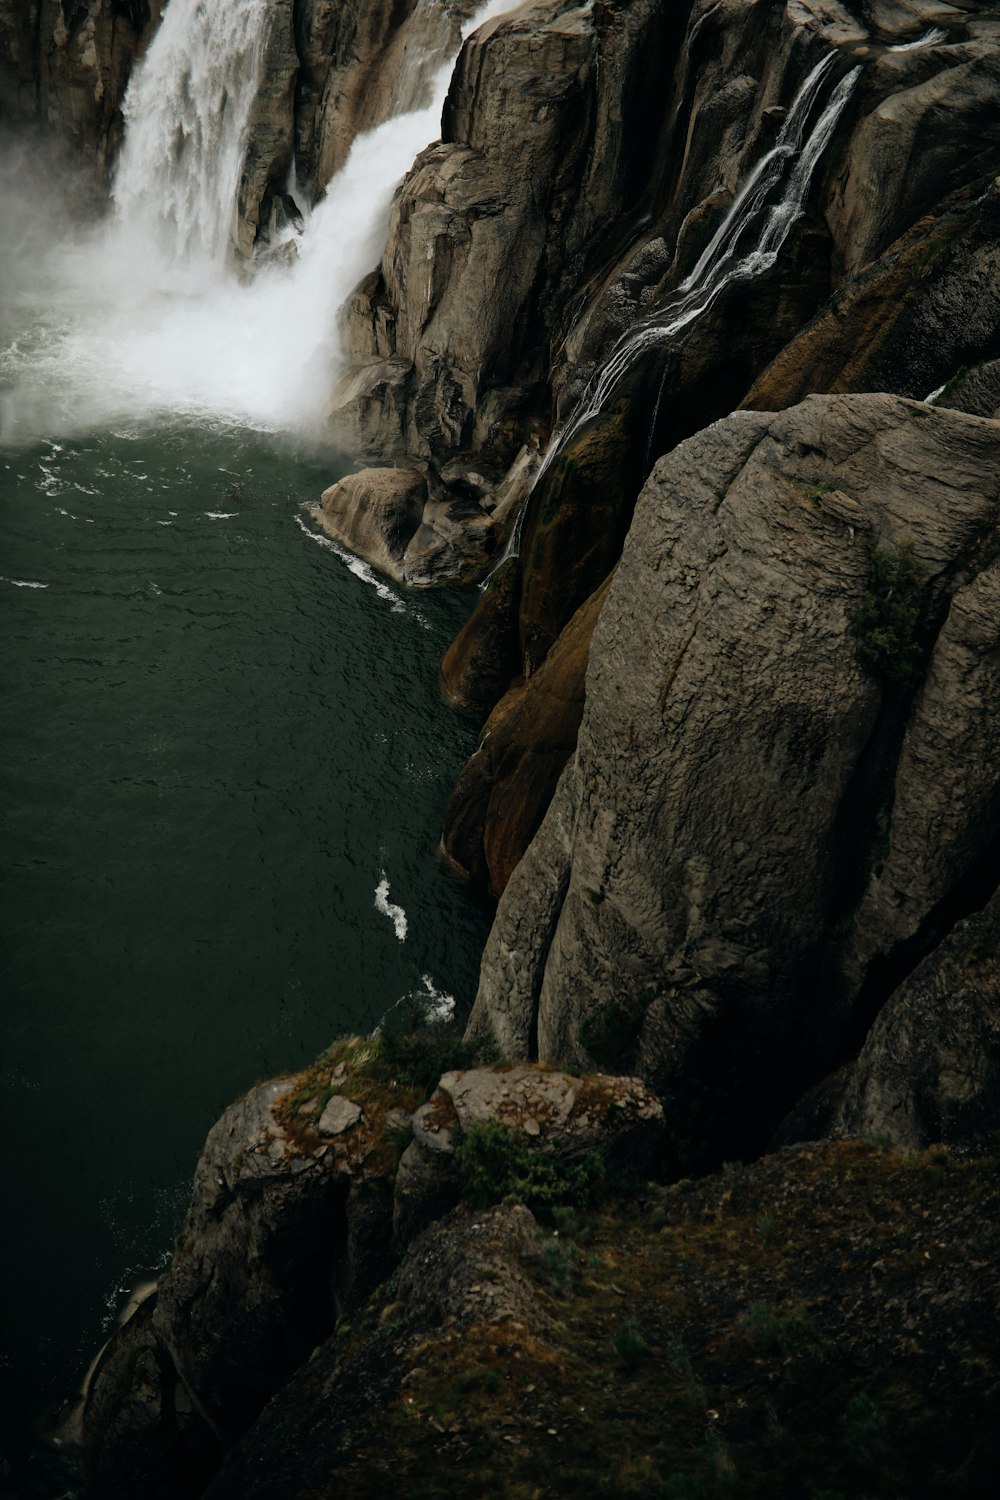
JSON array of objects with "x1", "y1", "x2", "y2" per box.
[
  {"x1": 490, "y1": 54, "x2": 862, "y2": 570},
  {"x1": 888, "y1": 27, "x2": 947, "y2": 52},
  {"x1": 294, "y1": 513, "x2": 407, "y2": 612},
  {"x1": 375, "y1": 873, "x2": 408, "y2": 942}
]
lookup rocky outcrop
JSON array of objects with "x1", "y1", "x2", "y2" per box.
[
  {"x1": 3, "y1": 0, "x2": 164, "y2": 173},
  {"x1": 72, "y1": 1038, "x2": 665, "y2": 1495},
  {"x1": 330, "y1": 0, "x2": 999, "y2": 520},
  {"x1": 308, "y1": 462, "x2": 500, "y2": 586},
  {"x1": 743, "y1": 177, "x2": 1000, "y2": 412},
  {"x1": 236, "y1": 0, "x2": 478, "y2": 255},
  {"x1": 830, "y1": 890, "x2": 1000, "y2": 1150},
  {"x1": 394, "y1": 1063, "x2": 663, "y2": 1237},
  {"x1": 170, "y1": 1143, "x2": 1000, "y2": 1500},
  {"x1": 319, "y1": 1, "x2": 994, "y2": 903},
  {"x1": 293, "y1": 0, "x2": 478, "y2": 195},
  {"x1": 469, "y1": 394, "x2": 1000, "y2": 1162}
]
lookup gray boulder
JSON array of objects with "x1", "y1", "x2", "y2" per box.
[{"x1": 468, "y1": 394, "x2": 1000, "y2": 1158}]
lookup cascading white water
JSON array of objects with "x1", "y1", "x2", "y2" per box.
[
  {"x1": 0, "y1": 0, "x2": 514, "y2": 441},
  {"x1": 491, "y1": 51, "x2": 862, "y2": 569},
  {"x1": 113, "y1": 0, "x2": 270, "y2": 269},
  {"x1": 888, "y1": 27, "x2": 948, "y2": 52}
]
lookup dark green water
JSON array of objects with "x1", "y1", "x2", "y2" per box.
[{"x1": 0, "y1": 423, "x2": 489, "y2": 1455}]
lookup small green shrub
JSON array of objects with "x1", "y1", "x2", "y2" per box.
[
  {"x1": 840, "y1": 1391, "x2": 890, "y2": 1464},
  {"x1": 453, "y1": 1118, "x2": 605, "y2": 1213},
  {"x1": 850, "y1": 541, "x2": 928, "y2": 688},
  {"x1": 738, "y1": 1302, "x2": 831, "y2": 1364}
]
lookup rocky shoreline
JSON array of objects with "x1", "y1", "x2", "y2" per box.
[{"x1": 6, "y1": 0, "x2": 1000, "y2": 1495}]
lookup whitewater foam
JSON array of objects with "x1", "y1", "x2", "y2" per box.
[
  {"x1": 374, "y1": 873, "x2": 408, "y2": 942},
  {"x1": 0, "y1": 0, "x2": 517, "y2": 443}
]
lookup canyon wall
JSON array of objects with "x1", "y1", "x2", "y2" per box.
[
  {"x1": 0, "y1": 0, "x2": 164, "y2": 173},
  {"x1": 19, "y1": 4, "x2": 1000, "y2": 1496}
]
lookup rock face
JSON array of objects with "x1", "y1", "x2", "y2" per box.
[
  {"x1": 235, "y1": 0, "x2": 478, "y2": 256},
  {"x1": 331, "y1": 0, "x2": 1000, "y2": 512},
  {"x1": 344, "y1": 0, "x2": 997, "y2": 903},
  {"x1": 441, "y1": 574, "x2": 611, "y2": 893},
  {"x1": 309, "y1": 462, "x2": 499, "y2": 586},
  {"x1": 394, "y1": 1063, "x2": 664, "y2": 1237},
  {"x1": 74, "y1": 1044, "x2": 664, "y2": 1494},
  {"x1": 151, "y1": 1073, "x2": 397, "y2": 1441},
  {"x1": 469, "y1": 394, "x2": 1000, "y2": 1160},
  {"x1": 831, "y1": 890, "x2": 1000, "y2": 1150},
  {"x1": 2, "y1": 0, "x2": 164, "y2": 174},
  {"x1": 172, "y1": 1143, "x2": 1000, "y2": 1500},
  {"x1": 743, "y1": 177, "x2": 1000, "y2": 413}
]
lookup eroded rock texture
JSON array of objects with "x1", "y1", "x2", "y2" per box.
[
  {"x1": 469, "y1": 394, "x2": 1000, "y2": 1160},
  {"x1": 407, "y1": 0, "x2": 1000, "y2": 891},
  {"x1": 1, "y1": 0, "x2": 164, "y2": 172},
  {"x1": 74, "y1": 1044, "x2": 660, "y2": 1495},
  {"x1": 831, "y1": 890, "x2": 1000, "y2": 1150}
]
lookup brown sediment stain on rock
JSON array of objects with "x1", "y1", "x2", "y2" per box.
[
  {"x1": 440, "y1": 557, "x2": 522, "y2": 715},
  {"x1": 441, "y1": 573, "x2": 612, "y2": 895},
  {"x1": 743, "y1": 178, "x2": 1000, "y2": 412}
]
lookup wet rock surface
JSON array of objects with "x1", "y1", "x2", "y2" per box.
[{"x1": 3, "y1": 0, "x2": 164, "y2": 173}]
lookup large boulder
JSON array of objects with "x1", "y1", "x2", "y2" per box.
[
  {"x1": 830, "y1": 890, "x2": 1000, "y2": 1150},
  {"x1": 468, "y1": 394, "x2": 1000, "y2": 1161},
  {"x1": 309, "y1": 464, "x2": 498, "y2": 586},
  {"x1": 394, "y1": 1064, "x2": 664, "y2": 1238}
]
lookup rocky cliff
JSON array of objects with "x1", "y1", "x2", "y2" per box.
[
  {"x1": 18, "y1": 2, "x2": 1000, "y2": 1497},
  {"x1": 468, "y1": 392, "x2": 1000, "y2": 1159},
  {"x1": 329, "y1": 0, "x2": 999, "y2": 894},
  {"x1": 0, "y1": 0, "x2": 164, "y2": 174}
]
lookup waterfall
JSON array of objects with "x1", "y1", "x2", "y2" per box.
[
  {"x1": 113, "y1": 0, "x2": 271, "y2": 269},
  {"x1": 1, "y1": 0, "x2": 514, "y2": 440},
  {"x1": 491, "y1": 53, "x2": 862, "y2": 571}
]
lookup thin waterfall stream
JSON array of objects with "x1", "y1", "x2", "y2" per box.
[{"x1": 491, "y1": 49, "x2": 862, "y2": 572}]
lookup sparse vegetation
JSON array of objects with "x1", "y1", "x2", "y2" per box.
[
  {"x1": 850, "y1": 540, "x2": 928, "y2": 688},
  {"x1": 454, "y1": 1117, "x2": 605, "y2": 1214},
  {"x1": 303, "y1": 1140, "x2": 1000, "y2": 1500},
  {"x1": 377, "y1": 997, "x2": 479, "y2": 1094}
]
